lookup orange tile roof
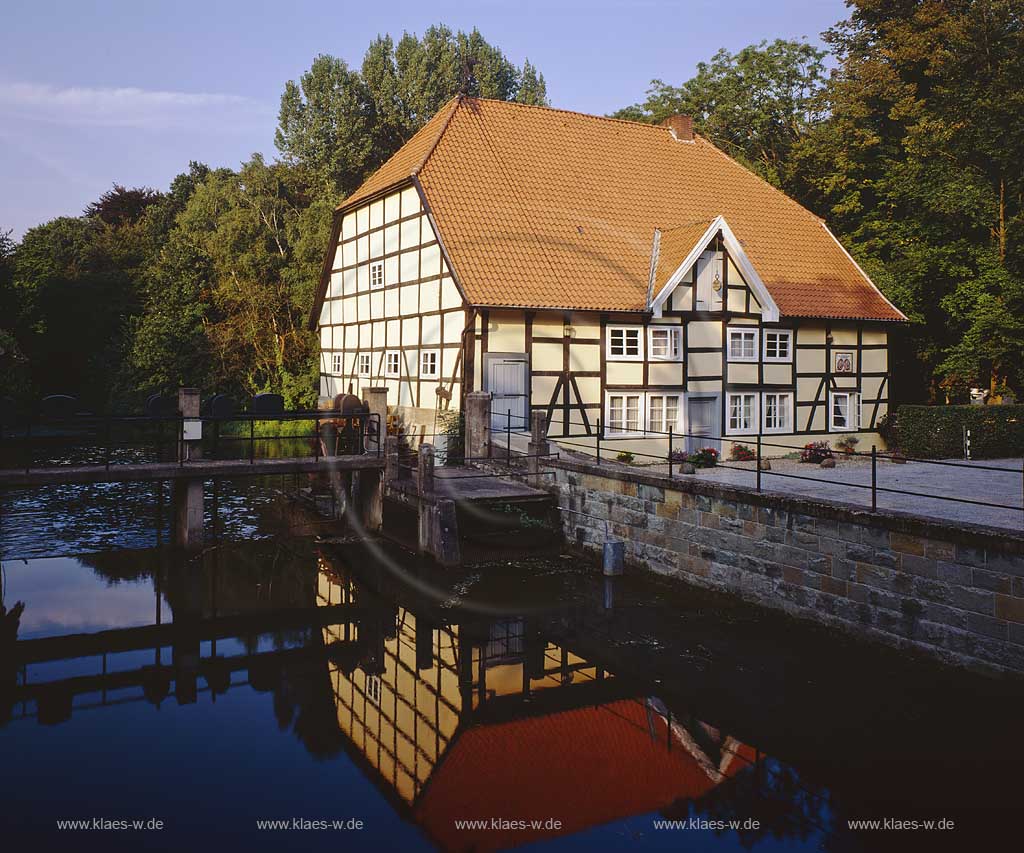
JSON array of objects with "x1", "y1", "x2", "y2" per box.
[
  {"x1": 652, "y1": 220, "x2": 715, "y2": 293},
  {"x1": 330, "y1": 97, "x2": 906, "y2": 321}
]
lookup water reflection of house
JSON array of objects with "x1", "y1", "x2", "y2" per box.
[{"x1": 316, "y1": 559, "x2": 757, "y2": 850}]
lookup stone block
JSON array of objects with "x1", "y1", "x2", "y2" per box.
[
  {"x1": 831, "y1": 559, "x2": 856, "y2": 581},
  {"x1": 971, "y1": 568, "x2": 1012, "y2": 594},
  {"x1": 861, "y1": 526, "x2": 891, "y2": 549},
  {"x1": 855, "y1": 563, "x2": 892, "y2": 590},
  {"x1": 985, "y1": 550, "x2": 1024, "y2": 578},
  {"x1": 935, "y1": 561, "x2": 972, "y2": 586},
  {"x1": 638, "y1": 484, "x2": 665, "y2": 503},
  {"x1": 995, "y1": 593, "x2": 1024, "y2": 624},
  {"x1": 846, "y1": 543, "x2": 874, "y2": 562},
  {"x1": 792, "y1": 513, "x2": 817, "y2": 534},
  {"x1": 699, "y1": 511, "x2": 720, "y2": 529},
  {"x1": 821, "y1": 576, "x2": 848, "y2": 597},
  {"x1": 921, "y1": 602, "x2": 968, "y2": 630},
  {"x1": 925, "y1": 539, "x2": 956, "y2": 561},
  {"x1": 954, "y1": 544, "x2": 986, "y2": 568},
  {"x1": 777, "y1": 545, "x2": 810, "y2": 570},
  {"x1": 967, "y1": 612, "x2": 1007, "y2": 640},
  {"x1": 874, "y1": 549, "x2": 901, "y2": 570},
  {"x1": 950, "y1": 586, "x2": 994, "y2": 615},
  {"x1": 890, "y1": 531, "x2": 926, "y2": 556},
  {"x1": 807, "y1": 555, "x2": 832, "y2": 575},
  {"x1": 901, "y1": 555, "x2": 937, "y2": 579},
  {"x1": 1009, "y1": 623, "x2": 1024, "y2": 646},
  {"x1": 766, "y1": 526, "x2": 787, "y2": 543}
]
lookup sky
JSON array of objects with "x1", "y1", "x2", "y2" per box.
[{"x1": 0, "y1": 0, "x2": 850, "y2": 239}]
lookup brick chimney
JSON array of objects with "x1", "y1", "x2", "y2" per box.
[{"x1": 660, "y1": 115, "x2": 693, "y2": 142}]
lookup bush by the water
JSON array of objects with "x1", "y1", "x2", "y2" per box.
[{"x1": 887, "y1": 405, "x2": 1024, "y2": 459}]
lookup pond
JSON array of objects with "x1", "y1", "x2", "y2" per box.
[{"x1": 0, "y1": 475, "x2": 1021, "y2": 852}]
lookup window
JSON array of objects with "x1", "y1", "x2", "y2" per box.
[
  {"x1": 648, "y1": 327, "x2": 681, "y2": 361},
  {"x1": 763, "y1": 330, "x2": 792, "y2": 362},
  {"x1": 647, "y1": 394, "x2": 680, "y2": 434},
  {"x1": 420, "y1": 349, "x2": 439, "y2": 378},
  {"x1": 830, "y1": 391, "x2": 861, "y2": 431},
  {"x1": 369, "y1": 260, "x2": 385, "y2": 289},
  {"x1": 385, "y1": 350, "x2": 401, "y2": 377},
  {"x1": 762, "y1": 392, "x2": 793, "y2": 433},
  {"x1": 727, "y1": 327, "x2": 758, "y2": 362},
  {"x1": 357, "y1": 353, "x2": 371, "y2": 377},
  {"x1": 726, "y1": 392, "x2": 758, "y2": 434},
  {"x1": 607, "y1": 327, "x2": 642, "y2": 360},
  {"x1": 331, "y1": 353, "x2": 342, "y2": 374},
  {"x1": 607, "y1": 393, "x2": 642, "y2": 434},
  {"x1": 365, "y1": 675, "x2": 381, "y2": 705}
]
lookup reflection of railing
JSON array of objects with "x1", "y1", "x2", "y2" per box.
[
  {"x1": 0, "y1": 410, "x2": 382, "y2": 475},
  {"x1": 500, "y1": 410, "x2": 1024, "y2": 523}
]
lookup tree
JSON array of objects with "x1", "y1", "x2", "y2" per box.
[
  {"x1": 791, "y1": 0, "x2": 1024, "y2": 400},
  {"x1": 613, "y1": 39, "x2": 826, "y2": 187},
  {"x1": 85, "y1": 184, "x2": 163, "y2": 227}
]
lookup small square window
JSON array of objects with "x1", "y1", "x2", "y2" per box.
[
  {"x1": 608, "y1": 327, "x2": 642, "y2": 360},
  {"x1": 357, "y1": 353, "x2": 371, "y2": 377},
  {"x1": 369, "y1": 260, "x2": 385, "y2": 289},
  {"x1": 727, "y1": 328, "x2": 758, "y2": 362},
  {"x1": 420, "y1": 350, "x2": 439, "y2": 378},
  {"x1": 331, "y1": 353, "x2": 342, "y2": 374},
  {"x1": 726, "y1": 392, "x2": 757, "y2": 434},
  {"x1": 385, "y1": 350, "x2": 401, "y2": 377},
  {"x1": 648, "y1": 327, "x2": 681, "y2": 361},
  {"x1": 763, "y1": 330, "x2": 792, "y2": 362}
]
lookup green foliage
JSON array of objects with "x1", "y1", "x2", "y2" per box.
[
  {"x1": 670, "y1": 447, "x2": 719, "y2": 468},
  {"x1": 835, "y1": 434, "x2": 861, "y2": 454},
  {"x1": 799, "y1": 442, "x2": 833, "y2": 463},
  {"x1": 888, "y1": 404, "x2": 1024, "y2": 459},
  {"x1": 436, "y1": 409, "x2": 465, "y2": 465},
  {"x1": 615, "y1": 451, "x2": 635, "y2": 464},
  {"x1": 614, "y1": 39, "x2": 827, "y2": 186}
]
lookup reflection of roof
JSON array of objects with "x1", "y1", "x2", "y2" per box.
[
  {"x1": 414, "y1": 698, "x2": 749, "y2": 851},
  {"x1": 327, "y1": 97, "x2": 905, "y2": 320}
]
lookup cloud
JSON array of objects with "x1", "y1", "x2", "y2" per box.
[{"x1": 0, "y1": 81, "x2": 272, "y2": 130}]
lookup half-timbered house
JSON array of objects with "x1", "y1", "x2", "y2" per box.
[{"x1": 310, "y1": 96, "x2": 905, "y2": 454}]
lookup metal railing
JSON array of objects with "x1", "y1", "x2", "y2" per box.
[
  {"x1": 0, "y1": 409, "x2": 382, "y2": 475},
  {"x1": 488, "y1": 408, "x2": 1024, "y2": 524}
]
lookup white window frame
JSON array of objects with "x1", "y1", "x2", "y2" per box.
[
  {"x1": 646, "y1": 393, "x2": 682, "y2": 434},
  {"x1": 727, "y1": 327, "x2": 759, "y2": 362},
  {"x1": 761, "y1": 391, "x2": 793, "y2": 434},
  {"x1": 607, "y1": 326, "x2": 643, "y2": 361},
  {"x1": 647, "y1": 326, "x2": 682, "y2": 361},
  {"x1": 369, "y1": 260, "x2": 385, "y2": 289},
  {"x1": 419, "y1": 349, "x2": 440, "y2": 378},
  {"x1": 331, "y1": 352, "x2": 342, "y2": 374},
  {"x1": 830, "y1": 391, "x2": 861, "y2": 432},
  {"x1": 762, "y1": 329, "x2": 793, "y2": 363},
  {"x1": 725, "y1": 391, "x2": 758, "y2": 435},
  {"x1": 357, "y1": 353, "x2": 371, "y2": 378},
  {"x1": 605, "y1": 392, "x2": 645, "y2": 436},
  {"x1": 384, "y1": 350, "x2": 401, "y2": 378}
]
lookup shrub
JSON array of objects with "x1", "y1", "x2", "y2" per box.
[
  {"x1": 616, "y1": 451, "x2": 635, "y2": 464},
  {"x1": 800, "y1": 441, "x2": 833, "y2": 463},
  {"x1": 729, "y1": 443, "x2": 756, "y2": 461},
  {"x1": 835, "y1": 435, "x2": 860, "y2": 454},
  {"x1": 670, "y1": 446, "x2": 719, "y2": 467},
  {"x1": 888, "y1": 404, "x2": 1024, "y2": 459}
]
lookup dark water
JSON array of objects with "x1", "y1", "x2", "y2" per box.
[{"x1": 1, "y1": 478, "x2": 1022, "y2": 852}]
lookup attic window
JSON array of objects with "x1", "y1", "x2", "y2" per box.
[
  {"x1": 370, "y1": 260, "x2": 385, "y2": 289},
  {"x1": 607, "y1": 326, "x2": 643, "y2": 361}
]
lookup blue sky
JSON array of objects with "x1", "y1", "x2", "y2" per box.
[{"x1": 0, "y1": 0, "x2": 849, "y2": 238}]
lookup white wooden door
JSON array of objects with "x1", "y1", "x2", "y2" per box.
[
  {"x1": 695, "y1": 250, "x2": 724, "y2": 311},
  {"x1": 686, "y1": 396, "x2": 721, "y2": 452},
  {"x1": 485, "y1": 353, "x2": 529, "y2": 433}
]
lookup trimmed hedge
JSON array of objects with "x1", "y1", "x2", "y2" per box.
[{"x1": 890, "y1": 404, "x2": 1024, "y2": 459}]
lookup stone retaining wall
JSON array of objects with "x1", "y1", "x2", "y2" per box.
[{"x1": 549, "y1": 459, "x2": 1024, "y2": 675}]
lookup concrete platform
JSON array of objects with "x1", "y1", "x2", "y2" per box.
[{"x1": 389, "y1": 466, "x2": 551, "y2": 504}]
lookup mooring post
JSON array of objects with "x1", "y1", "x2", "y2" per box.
[
  {"x1": 384, "y1": 435, "x2": 400, "y2": 486},
  {"x1": 363, "y1": 386, "x2": 388, "y2": 454},
  {"x1": 464, "y1": 391, "x2": 491, "y2": 463},
  {"x1": 418, "y1": 443, "x2": 435, "y2": 495},
  {"x1": 527, "y1": 409, "x2": 550, "y2": 483},
  {"x1": 172, "y1": 388, "x2": 204, "y2": 551}
]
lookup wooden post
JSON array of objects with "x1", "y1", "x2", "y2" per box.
[
  {"x1": 172, "y1": 388, "x2": 203, "y2": 551},
  {"x1": 527, "y1": 409, "x2": 550, "y2": 484},
  {"x1": 363, "y1": 386, "x2": 388, "y2": 454},
  {"x1": 464, "y1": 391, "x2": 491, "y2": 462}
]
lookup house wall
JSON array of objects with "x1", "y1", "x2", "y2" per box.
[
  {"x1": 469, "y1": 242, "x2": 892, "y2": 460},
  {"x1": 317, "y1": 184, "x2": 466, "y2": 433}
]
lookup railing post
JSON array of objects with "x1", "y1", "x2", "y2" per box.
[
  {"x1": 871, "y1": 444, "x2": 877, "y2": 512},
  {"x1": 315, "y1": 417, "x2": 321, "y2": 461},
  {"x1": 179, "y1": 414, "x2": 185, "y2": 467},
  {"x1": 668, "y1": 426, "x2": 674, "y2": 476},
  {"x1": 596, "y1": 418, "x2": 602, "y2": 465},
  {"x1": 756, "y1": 434, "x2": 762, "y2": 492},
  {"x1": 506, "y1": 409, "x2": 512, "y2": 464},
  {"x1": 249, "y1": 417, "x2": 255, "y2": 464}
]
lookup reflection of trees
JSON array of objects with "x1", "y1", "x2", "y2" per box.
[
  {"x1": 1, "y1": 598, "x2": 25, "y2": 726},
  {"x1": 666, "y1": 753, "x2": 836, "y2": 850}
]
